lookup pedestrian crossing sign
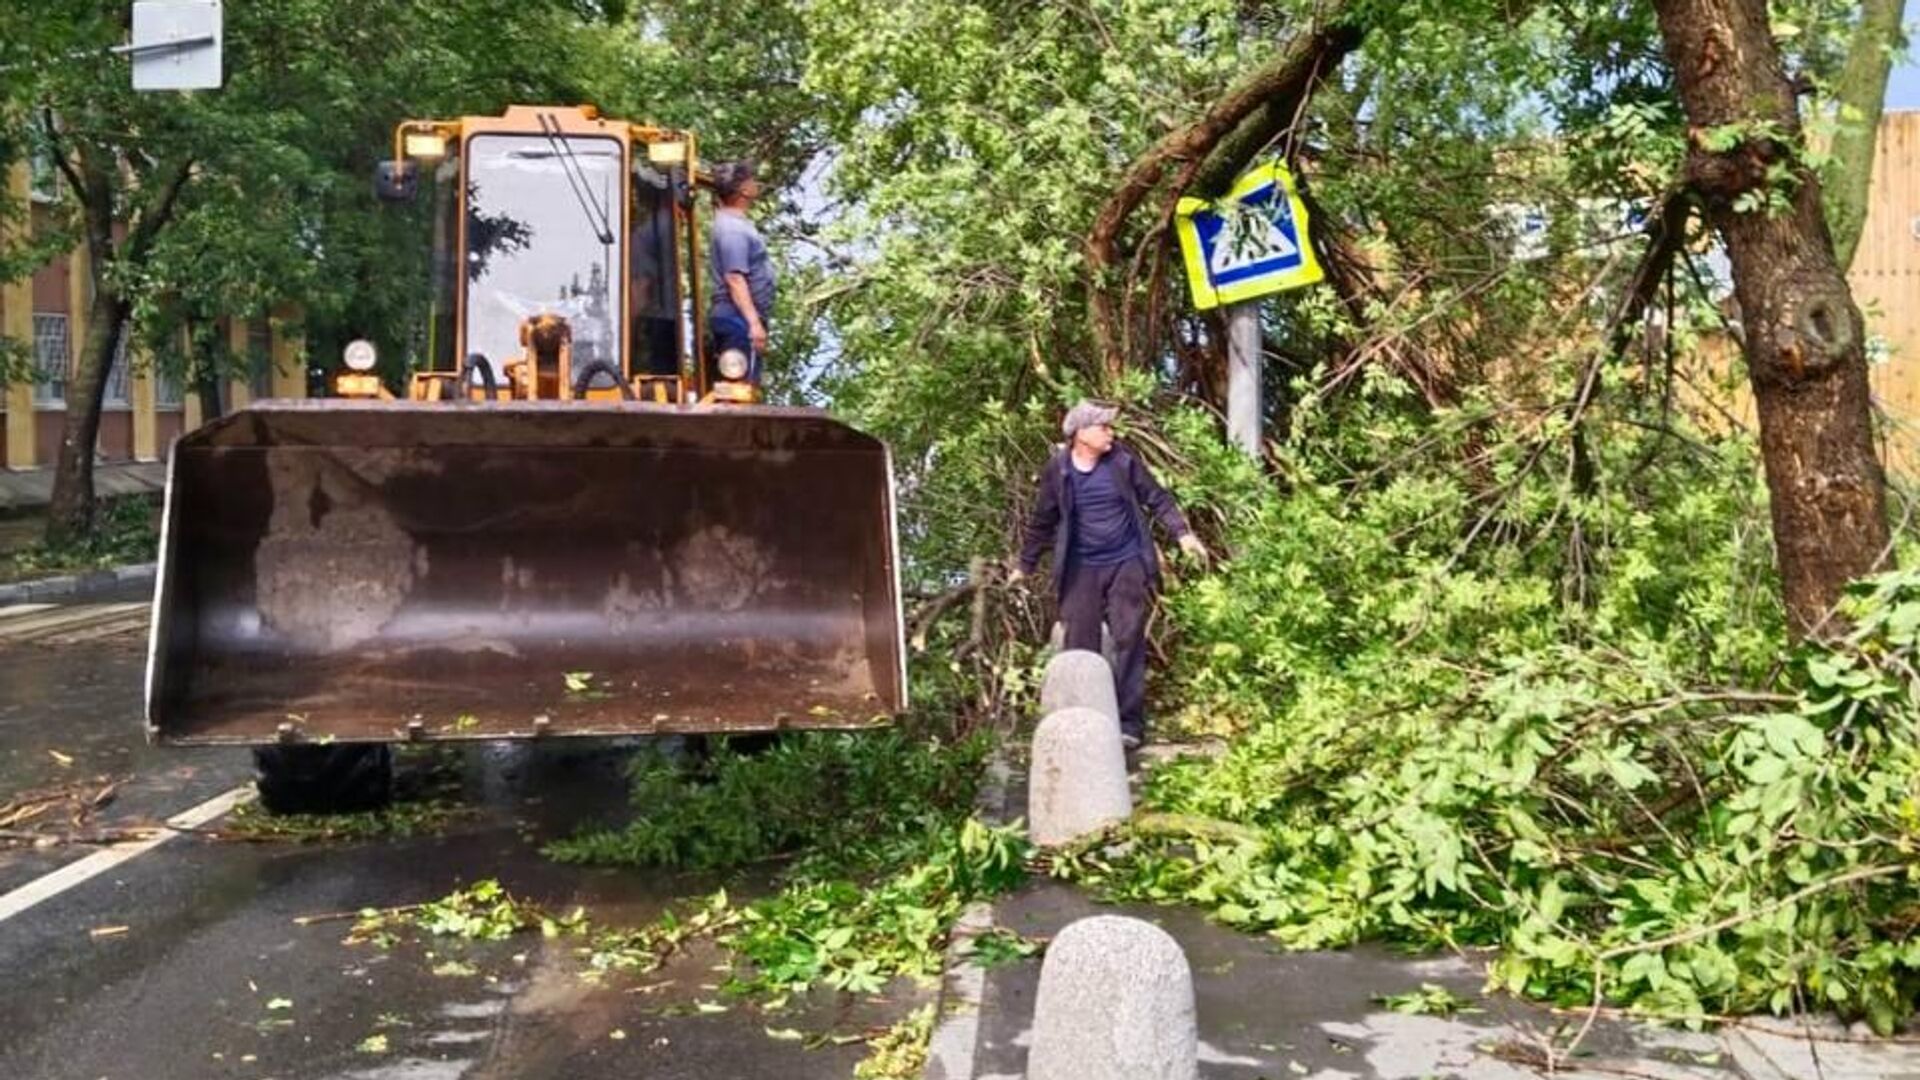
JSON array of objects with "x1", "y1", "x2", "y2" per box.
[{"x1": 1174, "y1": 160, "x2": 1324, "y2": 310}]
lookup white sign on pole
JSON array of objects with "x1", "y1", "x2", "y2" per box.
[{"x1": 129, "y1": 1, "x2": 223, "y2": 92}]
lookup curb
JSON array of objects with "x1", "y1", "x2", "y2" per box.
[
  {"x1": 0, "y1": 562, "x2": 156, "y2": 605},
  {"x1": 923, "y1": 748, "x2": 1018, "y2": 1080}
]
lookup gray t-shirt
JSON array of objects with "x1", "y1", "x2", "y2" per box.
[{"x1": 709, "y1": 210, "x2": 777, "y2": 325}]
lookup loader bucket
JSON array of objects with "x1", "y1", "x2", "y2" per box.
[{"x1": 145, "y1": 401, "x2": 906, "y2": 745}]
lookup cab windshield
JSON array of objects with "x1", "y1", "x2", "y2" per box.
[{"x1": 463, "y1": 132, "x2": 624, "y2": 376}]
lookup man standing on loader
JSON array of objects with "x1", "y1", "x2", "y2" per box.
[
  {"x1": 709, "y1": 160, "x2": 777, "y2": 382},
  {"x1": 1014, "y1": 401, "x2": 1209, "y2": 752}
]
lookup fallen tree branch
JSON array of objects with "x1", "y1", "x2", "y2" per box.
[
  {"x1": 0, "y1": 775, "x2": 123, "y2": 835},
  {"x1": 0, "y1": 825, "x2": 157, "y2": 847},
  {"x1": 1130, "y1": 811, "x2": 1267, "y2": 846},
  {"x1": 295, "y1": 903, "x2": 425, "y2": 927},
  {"x1": 1561, "y1": 862, "x2": 1907, "y2": 1065}
]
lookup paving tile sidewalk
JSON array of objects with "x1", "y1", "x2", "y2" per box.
[
  {"x1": 933, "y1": 743, "x2": 1920, "y2": 1080},
  {"x1": 0, "y1": 461, "x2": 165, "y2": 512}
]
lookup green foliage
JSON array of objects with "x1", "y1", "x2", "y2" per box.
[
  {"x1": 416, "y1": 878, "x2": 533, "y2": 941},
  {"x1": 959, "y1": 927, "x2": 1041, "y2": 969},
  {"x1": 356, "y1": 800, "x2": 1025, "y2": 999},
  {"x1": 544, "y1": 731, "x2": 987, "y2": 872},
  {"x1": 1375, "y1": 983, "x2": 1480, "y2": 1017},
  {"x1": 722, "y1": 816, "x2": 1027, "y2": 995},
  {"x1": 220, "y1": 793, "x2": 471, "y2": 843},
  {"x1": 351, "y1": 878, "x2": 588, "y2": 947},
  {"x1": 572, "y1": 815, "x2": 1029, "y2": 998},
  {"x1": 0, "y1": 497, "x2": 156, "y2": 583},
  {"x1": 546, "y1": 731, "x2": 1026, "y2": 997}
]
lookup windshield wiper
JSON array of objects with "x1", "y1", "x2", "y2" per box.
[{"x1": 536, "y1": 111, "x2": 615, "y2": 246}]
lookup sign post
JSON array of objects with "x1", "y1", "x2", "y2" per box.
[
  {"x1": 1225, "y1": 302, "x2": 1262, "y2": 458},
  {"x1": 1174, "y1": 161, "x2": 1323, "y2": 458}
]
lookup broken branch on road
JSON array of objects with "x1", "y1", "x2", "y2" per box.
[{"x1": 0, "y1": 774, "x2": 124, "y2": 846}]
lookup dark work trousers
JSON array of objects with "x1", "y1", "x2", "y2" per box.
[{"x1": 1059, "y1": 556, "x2": 1151, "y2": 741}]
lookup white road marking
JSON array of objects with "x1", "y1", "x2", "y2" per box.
[
  {"x1": 0, "y1": 602, "x2": 149, "y2": 642},
  {"x1": 38, "y1": 611, "x2": 153, "y2": 646},
  {"x1": 0, "y1": 784, "x2": 255, "y2": 924},
  {"x1": 0, "y1": 603, "x2": 57, "y2": 620}
]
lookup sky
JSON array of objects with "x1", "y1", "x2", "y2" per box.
[{"x1": 1891, "y1": 0, "x2": 1920, "y2": 109}]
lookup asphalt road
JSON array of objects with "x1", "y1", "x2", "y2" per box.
[{"x1": 0, "y1": 593, "x2": 924, "y2": 1080}]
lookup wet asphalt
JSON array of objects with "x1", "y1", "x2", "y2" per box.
[{"x1": 0, "y1": 590, "x2": 928, "y2": 1080}]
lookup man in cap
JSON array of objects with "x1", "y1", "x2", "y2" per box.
[
  {"x1": 1015, "y1": 401, "x2": 1208, "y2": 750},
  {"x1": 708, "y1": 160, "x2": 776, "y2": 381}
]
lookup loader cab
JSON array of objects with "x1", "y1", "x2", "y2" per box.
[{"x1": 370, "y1": 105, "x2": 738, "y2": 405}]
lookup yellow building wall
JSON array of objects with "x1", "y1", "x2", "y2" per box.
[
  {"x1": 3, "y1": 163, "x2": 34, "y2": 470},
  {"x1": 1849, "y1": 110, "x2": 1920, "y2": 474},
  {"x1": 225, "y1": 318, "x2": 252, "y2": 411}
]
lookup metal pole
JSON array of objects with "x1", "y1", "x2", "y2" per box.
[{"x1": 1225, "y1": 300, "x2": 1262, "y2": 458}]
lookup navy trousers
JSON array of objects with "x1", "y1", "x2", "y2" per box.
[{"x1": 1059, "y1": 557, "x2": 1151, "y2": 740}]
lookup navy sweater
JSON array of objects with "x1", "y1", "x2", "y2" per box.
[{"x1": 1018, "y1": 444, "x2": 1190, "y2": 599}]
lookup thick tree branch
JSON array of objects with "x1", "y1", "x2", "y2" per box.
[
  {"x1": 1190, "y1": 72, "x2": 1325, "y2": 199},
  {"x1": 1605, "y1": 188, "x2": 1694, "y2": 364},
  {"x1": 127, "y1": 157, "x2": 195, "y2": 263},
  {"x1": 1084, "y1": 7, "x2": 1364, "y2": 382},
  {"x1": 38, "y1": 107, "x2": 89, "y2": 205}
]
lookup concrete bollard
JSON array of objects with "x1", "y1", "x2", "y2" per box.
[
  {"x1": 1028, "y1": 706, "x2": 1131, "y2": 847},
  {"x1": 1047, "y1": 621, "x2": 1117, "y2": 669},
  {"x1": 1040, "y1": 649, "x2": 1119, "y2": 724},
  {"x1": 1026, "y1": 915, "x2": 1197, "y2": 1080}
]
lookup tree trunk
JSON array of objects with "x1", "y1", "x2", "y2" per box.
[
  {"x1": 1652, "y1": 0, "x2": 1891, "y2": 638},
  {"x1": 44, "y1": 197, "x2": 128, "y2": 545},
  {"x1": 195, "y1": 366, "x2": 223, "y2": 422},
  {"x1": 39, "y1": 130, "x2": 189, "y2": 545},
  {"x1": 1825, "y1": 0, "x2": 1906, "y2": 270},
  {"x1": 45, "y1": 289, "x2": 130, "y2": 544}
]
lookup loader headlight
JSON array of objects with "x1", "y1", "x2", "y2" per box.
[
  {"x1": 344, "y1": 339, "x2": 378, "y2": 372},
  {"x1": 404, "y1": 132, "x2": 448, "y2": 160},
  {"x1": 716, "y1": 347, "x2": 750, "y2": 381}
]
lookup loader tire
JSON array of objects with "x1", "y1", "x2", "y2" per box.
[{"x1": 253, "y1": 744, "x2": 394, "y2": 815}]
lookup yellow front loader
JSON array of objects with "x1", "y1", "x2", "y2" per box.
[{"x1": 144, "y1": 106, "x2": 905, "y2": 812}]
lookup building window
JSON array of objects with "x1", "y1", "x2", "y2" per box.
[
  {"x1": 103, "y1": 333, "x2": 131, "y2": 406},
  {"x1": 28, "y1": 150, "x2": 60, "y2": 204},
  {"x1": 32, "y1": 313, "x2": 68, "y2": 404},
  {"x1": 155, "y1": 364, "x2": 184, "y2": 408}
]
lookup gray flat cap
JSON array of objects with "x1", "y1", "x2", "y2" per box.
[{"x1": 1061, "y1": 400, "x2": 1120, "y2": 438}]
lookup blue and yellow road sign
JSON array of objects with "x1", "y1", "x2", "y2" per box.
[{"x1": 1175, "y1": 161, "x2": 1324, "y2": 310}]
